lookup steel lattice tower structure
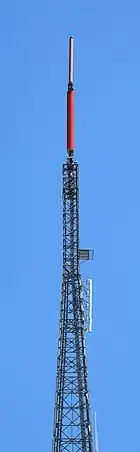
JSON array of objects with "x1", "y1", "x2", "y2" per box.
[{"x1": 52, "y1": 37, "x2": 94, "y2": 452}]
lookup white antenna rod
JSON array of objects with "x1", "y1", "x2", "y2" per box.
[
  {"x1": 69, "y1": 36, "x2": 74, "y2": 84},
  {"x1": 89, "y1": 278, "x2": 92, "y2": 332},
  {"x1": 94, "y1": 412, "x2": 99, "y2": 452}
]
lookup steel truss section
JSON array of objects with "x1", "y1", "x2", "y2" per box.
[{"x1": 52, "y1": 158, "x2": 93, "y2": 452}]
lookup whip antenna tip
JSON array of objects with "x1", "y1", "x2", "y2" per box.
[{"x1": 68, "y1": 36, "x2": 74, "y2": 85}]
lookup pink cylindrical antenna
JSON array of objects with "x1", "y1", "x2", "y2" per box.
[{"x1": 69, "y1": 37, "x2": 74, "y2": 84}]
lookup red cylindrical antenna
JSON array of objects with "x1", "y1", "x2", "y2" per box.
[{"x1": 67, "y1": 37, "x2": 74, "y2": 155}]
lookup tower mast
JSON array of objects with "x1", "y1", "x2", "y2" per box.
[{"x1": 52, "y1": 37, "x2": 94, "y2": 452}]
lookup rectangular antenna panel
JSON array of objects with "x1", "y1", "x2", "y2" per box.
[
  {"x1": 79, "y1": 249, "x2": 94, "y2": 261},
  {"x1": 80, "y1": 279, "x2": 92, "y2": 332},
  {"x1": 86, "y1": 279, "x2": 92, "y2": 332}
]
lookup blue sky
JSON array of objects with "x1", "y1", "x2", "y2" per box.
[{"x1": 0, "y1": 0, "x2": 140, "y2": 451}]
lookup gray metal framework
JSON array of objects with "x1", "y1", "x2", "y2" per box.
[{"x1": 52, "y1": 157, "x2": 93, "y2": 452}]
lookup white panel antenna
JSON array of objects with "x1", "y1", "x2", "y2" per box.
[{"x1": 80, "y1": 279, "x2": 93, "y2": 332}]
